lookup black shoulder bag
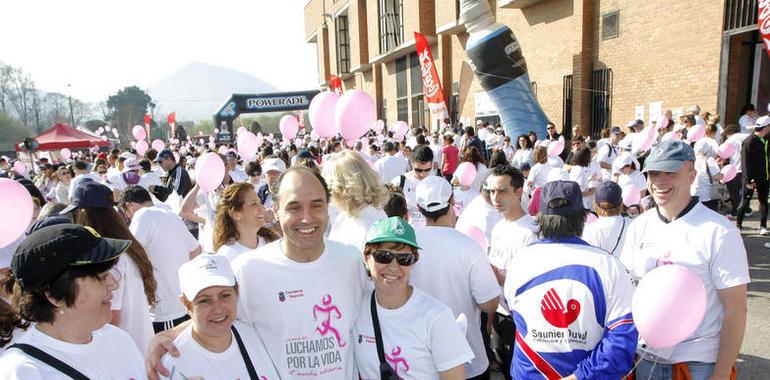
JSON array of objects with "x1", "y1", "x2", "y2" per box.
[
  {"x1": 371, "y1": 292, "x2": 399, "y2": 380},
  {"x1": 8, "y1": 343, "x2": 89, "y2": 380},
  {"x1": 231, "y1": 325, "x2": 260, "y2": 380}
]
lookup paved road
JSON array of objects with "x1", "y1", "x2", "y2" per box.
[{"x1": 491, "y1": 204, "x2": 770, "y2": 379}]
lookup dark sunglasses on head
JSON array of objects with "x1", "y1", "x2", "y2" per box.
[
  {"x1": 371, "y1": 250, "x2": 418, "y2": 266},
  {"x1": 413, "y1": 168, "x2": 432, "y2": 173}
]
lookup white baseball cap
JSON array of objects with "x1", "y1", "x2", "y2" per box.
[
  {"x1": 119, "y1": 152, "x2": 136, "y2": 160},
  {"x1": 178, "y1": 254, "x2": 236, "y2": 300},
  {"x1": 416, "y1": 176, "x2": 453, "y2": 212},
  {"x1": 756, "y1": 115, "x2": 770, "y2": 129},
  {"x1": 263, "y1": 157, "x2": 287, "y2": 173},
  {"x1": 123, "y1": 158, "x2": 140, "y2": 172}
]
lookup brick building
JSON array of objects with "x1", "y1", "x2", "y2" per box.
[{"x1": 304, "y1": 0, "x2": 768, "y2": 138}]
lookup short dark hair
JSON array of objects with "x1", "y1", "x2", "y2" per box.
[
  {"x1": 382, "y1": 142, "x2": 395, "y2": 153},
  {"x1": 246, "y1": 161, "x2": 262, "y2": 177},
  {"x1": 465, "y1": 126, "x2": 475, "y2": 136},
  {"x1": 489, "y1": 151, "x2": 509, "y2": 169},
  {"x1": 119, "y1": 185, "x2": 152, "y2": 207},
  {"x1": 74, "y1": 160, "x2": 88, "y2": 171},
  {"x1": 572, "y1": 147, "x2": 591, "y2": 167},
  {"x1": 272, "y1": 166, "x2": 331, "y2": 206},
  {"x1": 138, "y1": 159, "x2": 151, "y2": 172},
  {"x1": 144, "y1": 149, "x2": 158, "y2": 161},
  {"x1": 416, "y1": 135, "x2": 428, "y2": 146},
  {"x1": 383, "y1": 186, "x2": 408, "y2": 218},
  {"x1": 537, "y1": 209, "x2": 586, "y2": 240},
  {"x1": 489, "y1": 164, "x2": 525, "y2": 190},
  {"x1": 517, "y1": 134, "x2": 532, "y2": 149},
  {"x1": 411, "y1": 145, "x2": 433, "y2": 163}
]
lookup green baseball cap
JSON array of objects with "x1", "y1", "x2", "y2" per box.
[{"x1": 365, "y1": 217, "x2": 421, "y2": 249}]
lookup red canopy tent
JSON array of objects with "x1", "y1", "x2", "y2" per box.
[{"x1": 15, "y1": 123, "x2": 111, "y2": 151}]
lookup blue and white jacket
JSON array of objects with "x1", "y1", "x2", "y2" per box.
[{"x1": 503, "y1": 237, "x2": 638, "y2": 379}]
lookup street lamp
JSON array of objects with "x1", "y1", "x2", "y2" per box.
[{"x1": 67, "y1": 84, "x2": 74, "y2": 126}]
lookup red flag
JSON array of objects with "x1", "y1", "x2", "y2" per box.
[
  {"x1": 167, "y1": 112, "x2": 176, "y2": 139},
  {"x1": 167, "y1": 112, "x2": 176, "y2": 125},
  {"x1": 761, "y1": 0, "x2": 770, "y2": 59},
  {"x1": 328, "y1": 75, "x2": 343, "y2": 94},
  {"x1": 414, "y1": 32, "x2": 449, "y2": 121},
  {"x1": 144, "y1": 114, "x2": 152, "y2": 127}
]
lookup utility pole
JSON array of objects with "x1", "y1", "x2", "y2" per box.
[{"x1": 67, "y1": 83, "x2": 74, "y2": 126}]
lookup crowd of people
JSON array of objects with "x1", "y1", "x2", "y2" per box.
[{"x1": 0, "y1": 103, "x2": 758, "y2": 380}]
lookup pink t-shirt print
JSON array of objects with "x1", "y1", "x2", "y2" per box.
[
  {"x1": 312, "y1": 294, "x2": 346, "y2": 347},
  {"x1": 385, "y1": 346, "x2": 410, "y2": 378}
]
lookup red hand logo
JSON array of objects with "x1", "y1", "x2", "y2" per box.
[{"x1": 540, "y1": 288, "x2": 581, "y2": 328}]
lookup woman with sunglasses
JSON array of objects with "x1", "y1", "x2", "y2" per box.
[
  {"x1": 354, "y1": 217, "x2": 473, "y2": 380},
  {"x1": 46, "y1": 164, "x2": 74, "y2": 204}
]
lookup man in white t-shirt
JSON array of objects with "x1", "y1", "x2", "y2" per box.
[
  {"x1": 620, "y1": 140, "x2": 750, "y2": 379},
  {"x1": 582, "y1": 181, "x2": 630, "y2": 256},
  {"x1": 148, "y1": 167, "x2": 368, "y2": 380},
  {"x1": 119, "y1": 186, "x2": 202, "y2": 333},
  {"x1": 390, "y1": 145, "x2": 434, "y2": 229},
  {"x1": 374, "y1": 142, "x2": 409, "y2": 183},
  {"x1": 409, "y1": 176, "x2": 500, "y2": 380},
  {"x1": 225, "y1": 151, "x2": 248, "y2": 183},
  {"x1": 485, "y1": 165, "x2": 538, "y2": 379},
  {"x1": 597, "y1": 127, "x2": 623, "y2": 181}
]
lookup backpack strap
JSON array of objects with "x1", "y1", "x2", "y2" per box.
[
  {"x1": 231, "y1": 325, "x2": 260, "y2": 380},
  {"x1": 398, "y1": 175, "x2": 406, "y2": 192},
  {"x1": 8, "y1": 343, "x2": 89, "y2": 380},
  {"x1": 371, "y1": 292, "x2": 398, "y2": 380}
]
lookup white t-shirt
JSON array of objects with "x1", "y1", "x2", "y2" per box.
[
  {"x1": 411, "y1": 226, "x2": 501, "y2": 377},
  {"x1": 111, "y1": 254, "x2": 153, "y2": 356},
  {"x1": 617, "y1": 171, "x2": 647, "y2": 194},
  {"x1": 455, "y1": 195, "x2": 503, "y2": 247},
  {"x1": 216, "y1": 237, "x2": 266, "y2": 263},
  {"x1": 375, "y1": 155, "x2": 409, "y2": 184},
  {"x1": 231, "y1": 239, "x2": 368, "y2": 379},
  {"x1": 161, "y1": 320, "x2": 280, "y2": 380},
  {"x1": 526, "y1": 162, "x2": 555, "y2": 189},
  {"x1": 230, "y1": 168, "x2": 249, "y2": 183},
  {"x1": 581, "y1": 215, "x2": 631, "y2": 256},
  {"x1": 569, "y1": 165, "x2": 595, "y2": 209},
  {"x1": 452, "y1": 186, "x2": 477, "y2": 217},
  {"x1": 738, "y1": 114, "x2": 757, "y2": 133},
  {"x1": 130, "y1": 206, "x2": 200, "y2": 322},
  {"x1": 140, "y1": 171, "x2": 163, "y2": 190},
  {"x1": 328, "y1": 205, "x2": 388, "y2": 251},
  {"x1": 619, "y1": 202, "x2": 750, "y2": 363},
  {"x1": 0, "y1": 324, "x2": 144, "y2": 379},
  {"x1": 390, "y1": 171, "x2": 429, "y2": 229},
  {"x1": 691, "y1": 157, "x2": 720, "y2": 201},
  {"x1": 468, "y1": 164, "x2": 488, "y2": 193},
  {"x1": 725, "y1": 133, "x2": 749, "y2": 172},
  {"x1": 597, "y1": 144, "x2": 620, "y2": 181},
  {"x1": 488, "y1": 215, "x2": 538, "y2": 315},
  {"x1": 194, "y1": 190, "x2": 219, "y2": 254},
  {"x1": 511, "y1": 148, "x2": 533, "y2": 170},
  {"x1": 353, "y1": 288, "x2": 474, "y2": 380}
]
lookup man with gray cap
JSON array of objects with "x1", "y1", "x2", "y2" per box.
[
  {"x1": 620, "y1": 140, "x2": 749, "y2": 379},
  {"x1": 503, "y1": 180, "x2": 637, "y2": 380}
]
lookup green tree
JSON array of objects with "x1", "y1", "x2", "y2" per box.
[
  {"x1": 106, "y1": 86, "x2": 152, "y2": 146},
  {"x1": 0, "y1": 111, "x2": 32, "y2": 151}
]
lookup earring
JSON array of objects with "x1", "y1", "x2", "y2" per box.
[{"x1": 58, "y1": 308, "x2": 65, "y2": 315}]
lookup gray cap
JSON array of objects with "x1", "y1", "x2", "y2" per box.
[{"x1": 642, "y1": 140, "x2": 695, "y2": 173}]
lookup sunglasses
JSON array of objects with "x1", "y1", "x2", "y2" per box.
[
  {"x1": 371, "y1": 250, "x2": 418, "y2": 266},
  {"x1": 413, "y1": 168, "x2": 432, "y2": 173}
]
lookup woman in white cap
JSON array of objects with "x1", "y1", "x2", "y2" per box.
[
  {"x1": 353, "y1": 216, "x2": 473, "y2": 380},
  {"x1": 161, "y1": 254, "x2": 279, "y2": 380},
  {"x1": 691, "y1": 138, "x2": 723, "y2": 211},
  {"x1": 0, "y1": 224, "x2": 145, "y2": 378},
  {"x1": 322, "y1": 150, "x2": 388, "y2": 250}
]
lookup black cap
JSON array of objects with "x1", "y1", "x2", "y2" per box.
[
  {"x1": 26, "y1": 216, "x2": 72, "y2": 235},
  {"x1": 59, "y1": 180, "x2": 113, "y2": 215},
  {"x1": 594, "y1": 181, "x2": 622, "y2": 208},
  {"x1": 12, "y1": 224, "x2": 130, "y2": 290},
  {"x1": 297, "y1": 149, "x2": 313, "y2": 160},
  {"x1": 539, "y1": 180, "x2": 584, "y2": 216},
  {"x1": 154, "y1": 149, "x2": 174, "y2": 163}
]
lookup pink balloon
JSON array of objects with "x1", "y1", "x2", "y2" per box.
[
  {"x1": 130, "y1": 141, "x2": 137, "y2": 149},
  {"x1": 208, "y1": 136, "x2": 215, "y2": 143},
  {"x1": 455, "y1": 162, "x2": 477, "y2": 187},
  {"x1": 113, "y1": 129, "x2": 120, "y2": 137},
  {"x1": 172, "y1": 151, "x2": 180, "y2": 163},
  {"x1": 60, "y1": 148, "x2": 72, "y2": 160},
  {"x1": 12, "y1": 160, "x2": 26, "y2": 175},
  {"x1": 335, "y1": 90, "x2": 376, "y2": 141},
  {"x1": 622, "y1": 185, "x2": 641, "y2": 207},
  {"x1": 457, "y1": 224, "x2": 487, "y2": 252},
  {"x1": 218, "y1": 145, "x2": 229, "y2": 155},
  {"x1": 195, "y1": 152, "x2": 226, "y2": 192},
  {"x1": 373, "y1": 119, "x2": 385, "y2": 133},
  {"x1": 632, "y1": 128, "x2": 656, "y2": 153},
  {"x1": 198, "y1": 139, "x2": 204, "y2": 145},
  {"x1": 547, "y1": 140, "x2": 564, "y2": 157},
  {"x1": 586, "y1": 212, "x2": 598, "y2": 225},
  {"x1": 687, "y1": 124, "x2": 705, "y2": 142},
  {"x1": 309, "y1": 92, "x2": 340, "y2": 138},
  {"x1": 238, "y1": 132, "x2": 260, "y2": 160},
  {"x1": 656, "y1": 116, "x2": 669, "y2": 130},
  {"x1": 279, "y1": 115, "x2": 300, "y2": 140},
  {"x1": 528, "y1": 187, "x2": 542, "y2": 216},
  {"x1": 0, "y1": 178, "x2": 33, "y2": 248},
  {"x1": 717, "y1": 142, "x2": 735, "y2": 160},
  {"x1": 97, "y1": 127, "x2": 104, "y2": 134},
  {"x1": 132, "y1": 125, "x2": 147, "y2": 141},
  {"x1": 214, "y1": 128, "x2": 220, "y2": 134},
  {"x1": 720, "y1": 164, "x2": 737, "y2": 183},
  {"x1": 237, "y1": 127, "x2": 247, "y2": 136},
  {"x1": 151, "y1": 139, "x2": 165, "y2": 152},
  {"x1": 394, "y1": 121, "x2": 409, "y2": 140},
  {"x1": 310, "y1": 129, "x2": 320, "y2": 141},
  {"x1": 135, "y1": 140, "x2": 149, "y2": 156},
  {"x1": 632, "y1": 265, "x2": 707, "y2": 349}
]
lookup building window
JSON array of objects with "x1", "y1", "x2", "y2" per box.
[
  {"x1": 411, "y1": 96, "x2": 426, "y2": 128},
  {"x1": 397, "y1": 99, "x2": 409, "y2": 123},
  {"x1": 381, "y1": 98, "x2": 388, "y2": 128},
  {"x1": 335, "y1": 14, "x2": 350, "y2": 74},
  {"x1": 590, "y1": 68, "x2": 613, "y2": 138},
  {"x1": 723, "y1": 0, "x2": 758, "y2": 31},
  {"x1": 409, "y1": 52, "x2": 423, "y2": 95},
  {"x1": 601, "y1": 11, "x2": 620, "y2": 40},
  {"x1": 396, "y1": 57, "x2": 407, "y2": 99},
  {"x1": 562, "y1": 75, "x2": 573, "y2": 138},
  {"x1": 378, "y1": 0, "x2": 404, "y2": 54}
]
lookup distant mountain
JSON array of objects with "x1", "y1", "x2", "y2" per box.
[{"x1": 148, "y1": 62, "x2": 280, "y2": 121}]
